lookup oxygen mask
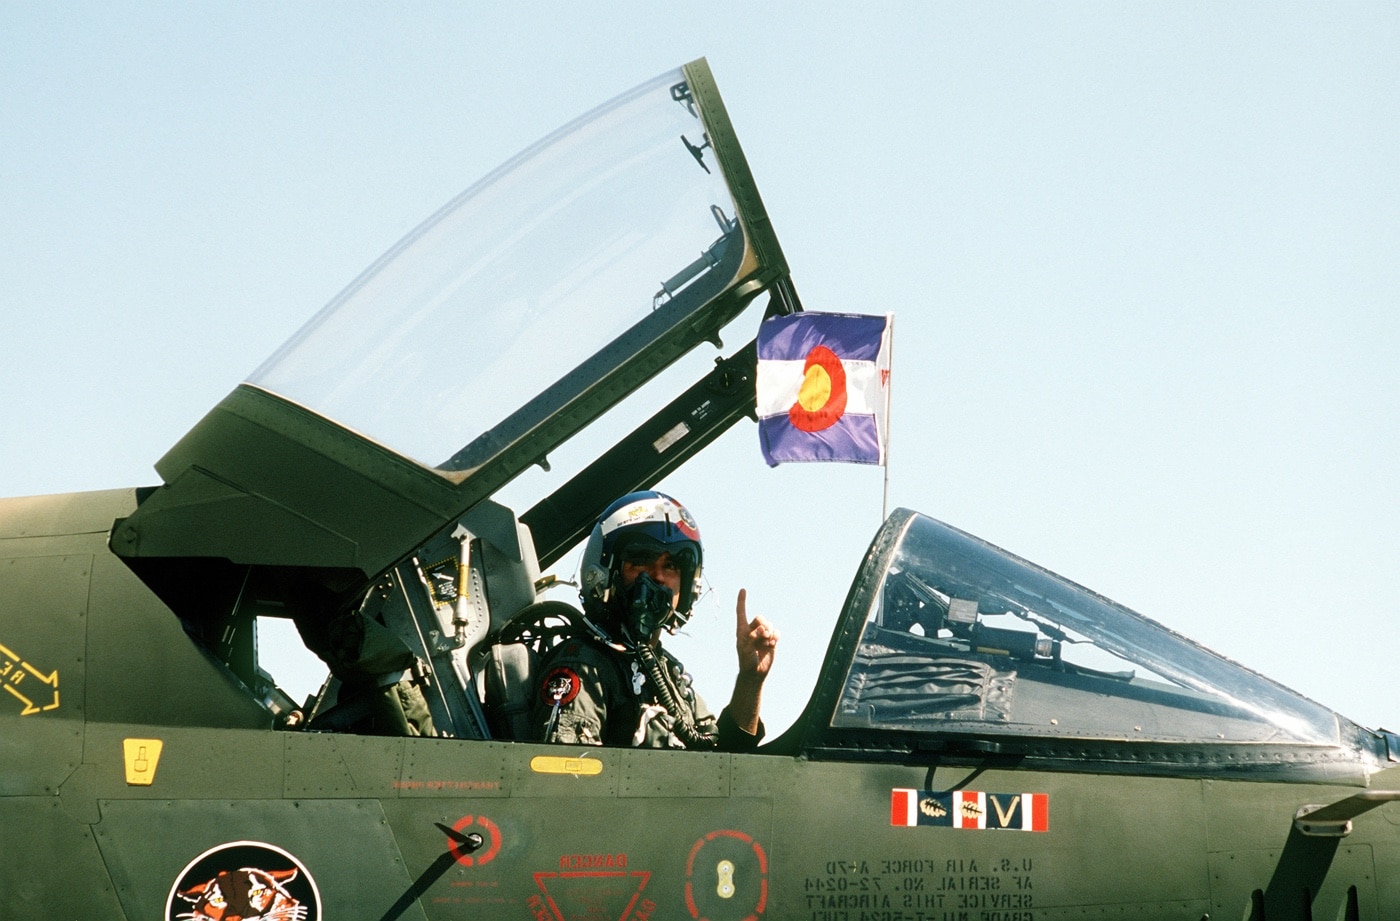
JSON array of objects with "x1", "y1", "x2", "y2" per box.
[{"x1": 619, "y1": 570, "x2": 676, "y2": 647}]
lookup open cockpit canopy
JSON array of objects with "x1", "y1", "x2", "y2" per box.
[
  {"x1": 249, "y1": 66, "x2": 758, "y2": 476},
  {"x1": 109, "y1": 60, "x2": 790, "y2": 736},
  {"x1": 115, "y1": 59, "x2": 787, "y2": 589}
]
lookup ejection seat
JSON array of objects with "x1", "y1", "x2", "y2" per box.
[
  {"x1": 304, "y1": 498, "x2": 553, "y2": 740},
  {"x1": 479, "y1": 600, "x2": 583, "y2": 740}
]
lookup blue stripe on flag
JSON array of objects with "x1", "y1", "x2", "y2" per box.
[
  {"x1": 757, "y1": 312, "x2": 889, "y2": 362},
  {"x1": 759, "y1": 413, "x2": 881, "y2": 466}
]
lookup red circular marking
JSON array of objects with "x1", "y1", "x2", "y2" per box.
[
  {"x1": 787, "y1": 344, "x2": 847, "y2": 432},
  {"x1": 684, "y1": 829, "x2": 768, "y2": 920},
  {"x1": 541, "y1": 667, "x2": 581, "y2": 707},
  {"x1": 449, "y1": 815, "x2": 501, "y2": 867}
]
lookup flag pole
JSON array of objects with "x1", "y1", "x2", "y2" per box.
[{"x1": 881, "y1": 312, "x2": 894, "y2": 522}]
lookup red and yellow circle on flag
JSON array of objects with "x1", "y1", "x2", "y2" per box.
[{"x1": 788, "y1": 344, "x2": 848, "y2": 432}]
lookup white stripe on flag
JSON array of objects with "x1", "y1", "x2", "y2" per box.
[{"x1": 755, "y1": 358, "x2": 883, "y2": 417}]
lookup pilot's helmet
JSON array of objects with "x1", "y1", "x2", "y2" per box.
[{"x1": 579, "y1": 490, "x2": 703, "y2": 645}]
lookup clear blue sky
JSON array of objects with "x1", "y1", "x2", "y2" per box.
[{"x1": 3, "y1": 3, "x2": 1396, "y2": 734}]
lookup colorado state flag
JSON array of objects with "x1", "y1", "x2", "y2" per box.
[{"x1": 756, "y1": 312, "x2": 892, "y2": 466}]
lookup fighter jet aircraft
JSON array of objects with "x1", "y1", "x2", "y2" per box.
[{"x1": 4, "y1": 58, "x2": 1398, "y2": 921}]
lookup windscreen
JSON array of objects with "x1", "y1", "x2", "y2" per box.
[
  {"x1": 247, "y1": 67, "x2": 745, "y2": 472},
  {"x1": 835, "y1": 513, "x2": 1342, "y2": 749}
]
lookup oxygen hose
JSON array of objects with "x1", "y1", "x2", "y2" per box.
[{"x1": 635, "y1": 643, "x2": 718, "y2": 748}]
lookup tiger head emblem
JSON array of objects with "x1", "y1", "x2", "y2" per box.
[{"x1": 174, "y1": 867, "x2": 307, "y2": 921}]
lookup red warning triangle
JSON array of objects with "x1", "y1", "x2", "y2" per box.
[{"x1": 532, "y1": 871, "x2": 652, "y2": 921}]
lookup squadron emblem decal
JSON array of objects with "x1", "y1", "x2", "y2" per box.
[
  {"x1": 891, "y1": 790, "x2": 1049, "y2": 832},
  {"x1": 542, "y1": 667, "x2": 582, "y2": 706},
  {"x1": 165, "y1": 841, "x2": 321, "y2": 921}
]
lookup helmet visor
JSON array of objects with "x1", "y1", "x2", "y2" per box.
[{"x1": 617, "y1": 539, "x2": 698, "y2": 574}]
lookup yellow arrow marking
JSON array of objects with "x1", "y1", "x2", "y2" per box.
[{"x1": 0, "y1": 641, "x2": 61, "y2": 715}]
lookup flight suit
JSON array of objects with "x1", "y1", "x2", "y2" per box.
[
  {"x1": 305, "y1": 602, "x2": 435, "y2": 737},
  {"x1": 533, "y1": 634, "x2": 761, "y2": 751}
]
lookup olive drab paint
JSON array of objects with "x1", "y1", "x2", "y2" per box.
[{"x1": 4, "y1": 57, "x2": 1398, "y2": 921}]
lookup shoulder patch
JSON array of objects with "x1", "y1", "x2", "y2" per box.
[{"x1": 542, "y1": 667, "x2": 582, "y2": 706}]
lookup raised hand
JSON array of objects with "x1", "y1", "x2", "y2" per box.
[{"x1": 735, "y1": 588, "x2": 779, "y2": 678}]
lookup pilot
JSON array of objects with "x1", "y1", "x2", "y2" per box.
[{"x1": 532, "y1": 490, "x2": 778, "y2": 750}]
